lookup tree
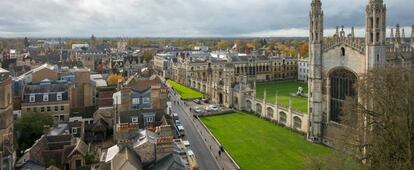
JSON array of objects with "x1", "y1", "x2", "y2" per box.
[
  {"x1": 216, "y1": 40, "x2": 232, "y2": 50},
  {"x1": 298, "y1": 43, "x2": 309, "y2": 58},
  {"x1": 309, "y1": 66, "x2": 414, "y2": 169},
  {"x1": 143, "y1": 49, "x2": 155, "y2": 63},
  {"x1": 107, "y1": 74, "x2": 124, "y2": 86},
  {"x1": 15, "y1": 112, "x2": 53, "y2": 156}
]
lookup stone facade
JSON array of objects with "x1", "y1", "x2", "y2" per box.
[
  {"x1": 0, "y1": 67, "x2": 15, "y2": 170},
  {"x1": 308, "y1": 0, "x2": 414, "y2": 144},
  {"x1": 171, "y1": 52, "x2": 297, "y2": 108}
]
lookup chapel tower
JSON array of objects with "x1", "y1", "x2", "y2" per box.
[
  {"x1": 308, "y1": 0, "x2": 324, "y2": 142},
  {"x1": 365, "y1": 0, "x2": 387, "y2": 69}
]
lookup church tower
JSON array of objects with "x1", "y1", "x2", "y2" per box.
[
  {"x1": 308, "y1": 0, "x2": 324, "y2": 142},
  {"x1": 365, "y1": 0, "x2": 387, "y2": 69}
]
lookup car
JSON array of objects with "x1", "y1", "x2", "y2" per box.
[
  {"x1": 194, "y1": 107, "x2": 202, "y2": 113},
  {"x1": 193, "y1": 99, "x2": 201, "y2": 104},
  {"x1": 201, "y1": 98, "x2": 209, "y2": 103},
  {"x1": 206, "y1": 105, "x2": 219, "y2": 112},
  {"x1": 175, "y1": 119, "x2": 181, "y2": 126},
  {"x1": 183, "y1": 140, "x2": 190, "y2": 148}
]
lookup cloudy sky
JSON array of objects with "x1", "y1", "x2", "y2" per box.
[{"x1": 0, "y1": 0, "x2": 412, "y2": 37}]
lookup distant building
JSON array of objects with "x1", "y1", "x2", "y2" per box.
[
  {"x1": 0, "y1": 67, "x2": 15, "y2": 170},
  {"x1": 71, "y1": 44, "x2": 90, "y2": 50},
  {"x1": 297, "y1": 58, "x2": 309, "y2": 82}
]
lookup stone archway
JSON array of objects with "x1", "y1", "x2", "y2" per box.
[
  {"x1": 267, "y1": 107, "x2": 274, "y2": 118},
  {"x1": 246, "y1": 100, "x2": 253, "y2": 111},
  {"x1": 256, "y1": 103, "x2": 262, "y2": 114},
  {"x1": 279, "y1": 111, "x2": 287, "y2": 124},
  {"x1": 218, "y1": 93, "x2": 224, "y2": 105},
  {"x1": 293, "y1": 116, "x2": 302, "y2": 129}
]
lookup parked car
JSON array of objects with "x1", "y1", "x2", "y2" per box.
[
  {"x1": 194, "y1": 107, "x2": 202, "y2": 113},
  {"x1": 206, "y1": 105, "x2": 219, "y2": 112},
  {"x1": 201, "y1": 98, "x2": 209, "y2": 103},
  {"x1": 193, "y1": 99, "x2": 201, "y2": 104}
]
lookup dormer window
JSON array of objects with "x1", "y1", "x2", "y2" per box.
[
  {"x1": 57, "y1": 93, "x2": 62, "y2": 101},
  {"x1": 143, "y1": 97, "x2": 150, "y2": 104},
  {"x1": 131, "y1": 116, "x2": 139, "y2": 123},
  {"x1": 132, "y1": 98, "x2": 140, "y2": 104},
  {"x1": 29, "y1": 95, "x2": 35, "y2": 103},
  {"x1": 43, "y1": 94, "x2": 49, "y2": 102}
]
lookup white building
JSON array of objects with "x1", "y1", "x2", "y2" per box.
[{"x1": 297, "y1": 58, "x2": 309, "y2": 82}]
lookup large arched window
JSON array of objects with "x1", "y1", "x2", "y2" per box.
[{"x1": 330, "y1": 69, "x2": 357, "y2": 123}]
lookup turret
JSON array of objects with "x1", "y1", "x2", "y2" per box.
[
  {"x1": 365, "y1": 0, "x2": 386, "y2": 68},
  {"x1": 396, "y1": 24, "x2": 401, "y2": 45},
  {"x1": 411, "y1": 25, "x2": 414, "y2": 45},
  {"x1": 308, "y1": 0, "x2": 324, "y2": 142}
]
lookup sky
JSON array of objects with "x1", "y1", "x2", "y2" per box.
[{"x1": 0, "y1": 0, "x2": 412, "y2": 38}]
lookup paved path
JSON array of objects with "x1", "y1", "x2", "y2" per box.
[{"x1": 170, "y1": 91, "x2": 239, "y2": 170}]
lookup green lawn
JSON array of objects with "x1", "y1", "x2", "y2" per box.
[
  {"x1": 167, "y1": 80, "x2": 204, "y2": 99},
  {"x1": 256, "y1": 81, "x2": 308, "y2": 113},
  {"x1": 201, "y1": 112, "x2": 331, "y2": 170}
]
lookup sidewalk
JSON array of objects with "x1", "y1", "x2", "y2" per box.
[{"x1": 182, "y1": 104, "x2": 240, "y2": 170}]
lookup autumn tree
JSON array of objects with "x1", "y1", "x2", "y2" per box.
[
  {"x1": 107, "y1": 74, "x2": 124, "y2": 86},
  {"x1": 216, "y1": 40, "x2": 232, "y2": 50},
  {"x1": 143, "y1": 49, "x2": 155, "y2": 63}
]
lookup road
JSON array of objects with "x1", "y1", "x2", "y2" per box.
[{"x1": 170, "y1": 94, "x2": 220, "y2": 170}]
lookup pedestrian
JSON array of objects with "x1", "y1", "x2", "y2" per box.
[{"x1": 218, "y1": 150, "x2": 221, "y2": 156}]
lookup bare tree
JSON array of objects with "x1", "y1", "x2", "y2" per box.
[
  {"x1": 343, "y1": 66, "x2": 414, "y2": 169},
  {"x1": 306, "y1": 66, "x2": 414, "y2": 170}
]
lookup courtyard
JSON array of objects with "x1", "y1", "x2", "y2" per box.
[
  {"x1": 256, "y1": 81, "x2": 308, "y2": 113},
  {"x1": 167, "y1": 80, "x2": 204, "y2": 99},
  {"x1": 201, "y1": 112, "x2": 331, "y2": 170}
]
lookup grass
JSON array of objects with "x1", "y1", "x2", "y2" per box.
[
  {"x1": 256, "y1": 81, "x2": 308, "y2": 113},
  {"x1": 167, "y1": 80, "x2": 204, "y2": 99},
  {"x1": 201, "y1": 112, "x2": 331, "y2": 170}
]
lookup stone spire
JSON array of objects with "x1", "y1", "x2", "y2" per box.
[
  {"x1": 390, "y1": 28, "x2": 394, "y2": 40},
  {"x1": 336, "y1": 26, "x2": 339, "y2": 37},
  {"x1": 351, "y1": 27, "x2": 355, "y2": 38},
  {"x1": 411, "y1": 25, "x2": 414, "y2": 43},
  {"x1": 402, "y1": 28, "x2": 406, "y2": 40},
  {"x1": 396, "y1": 24, "x2": 401, "y2": 44},
  {"x1": 310, "y1": 0, "x2": 323, "y2": 44}
]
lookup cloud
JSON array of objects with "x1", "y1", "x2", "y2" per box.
[{"x1": 0, "y1": 0, "x2": 412, "y2": 37}]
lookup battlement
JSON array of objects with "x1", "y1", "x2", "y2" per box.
[{"x1": 322, "y1": 26, "x2": 365, "y2": 54}]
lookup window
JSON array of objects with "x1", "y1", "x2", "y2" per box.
[
  {"x1": 60, "y1": 106, "x2": 65, "y2": 111},
  {"x1": 27, "y1": 108, "x2": 31, "y2": 112},
  {"x1": 29, "y1": 95, "x2": 35, "y2": 103},
  {"x1": 147, "y1": 116, "x2": 154, "y2": 123},
  {"x1": 72, "y1": 128, "x2": 78, "y2": 134},
  {"x1": 132, "y1": 98, "x2": 140, "y2": 104},
  {"x1": 55, "y1": 106, "x2": 59, "y2": 111},
  {"x1": 131, "y1": 117, "x2": 139, "y2": 123},
  {"x1": 57, "y1": 93, "x2": 62, "y2": 101},
  {"x1": 34, "y1": 107, "x2": 37, "y2": 112},
  {"x1": 41, "y1": 107, "x2": 45, "y2": 112},
  {"x1": 143, "y1": 97, "x2": 150, "y2": 104},
  {"x1": 43, "y1": 94, "x2": 49, "y2": 102},
  {"x1": 47, "y1": 106, "x2": 51, "y2": 112},
  {"x1": 341, "y1": 47, "x2": 345, "y2": 56}
]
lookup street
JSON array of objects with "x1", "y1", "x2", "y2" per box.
[{"x1": 170, "y1": 93, "x2": 220, "y2": 170}]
